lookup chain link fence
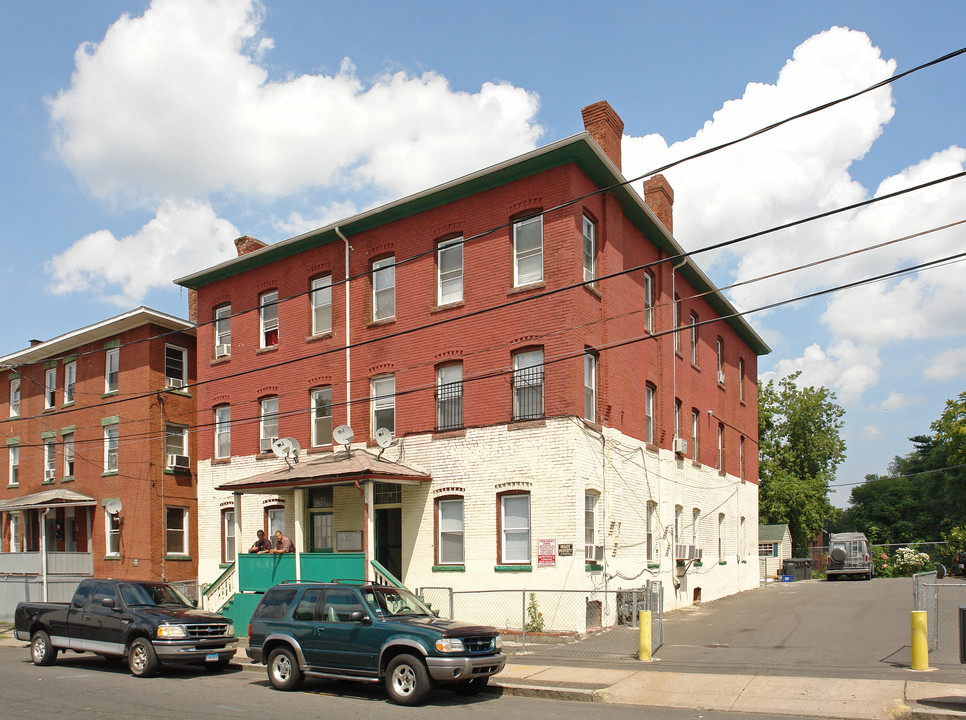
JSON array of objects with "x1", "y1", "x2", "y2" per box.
[{"x1": 417, "y1": 582, "x2": 663, "y2": 659}]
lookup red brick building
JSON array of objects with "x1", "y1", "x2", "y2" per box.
[
  {"x1": 178, "y1": 102, "x2": 768, "y2": 622},
  {"x1": 0, "y1": 308, "x2": 197, "y2": 605}
]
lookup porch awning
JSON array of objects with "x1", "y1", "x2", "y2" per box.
[
  {"x1": 0, "y1": 488, "x2": 97, "y2": 512},
  {"x1": 215, "y1": 449, "x2": 431, "y2": 493}
]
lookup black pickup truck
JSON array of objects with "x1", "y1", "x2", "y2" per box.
[{"x1": 14, "y1": 578, "x2": 237, "y2": 677}]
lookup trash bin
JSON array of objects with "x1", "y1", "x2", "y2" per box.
[{"x1": 782, "y1": 558, "x2": 812, "y2": 581}]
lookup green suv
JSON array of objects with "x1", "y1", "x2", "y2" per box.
[{"x1": 246, "y1": 582, "x2": 505, "y2": 705}]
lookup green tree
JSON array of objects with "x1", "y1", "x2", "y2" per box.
[
  {"x1": 758, "y1": 372, "x2": 846, "y2": 554},
  {"x1": 932, "y1": 391, "x2": 966, "y2": 465}
]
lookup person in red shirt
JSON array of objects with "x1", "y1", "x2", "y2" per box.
[{"x1": 271, "y1": 530, "x2": 294, "y2": 554}]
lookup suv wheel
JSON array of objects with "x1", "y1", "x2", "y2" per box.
[
  {"x1": 386, "y1": 654, "x2": 432, "y2": 706},
  {"x1": 267, "y1": 647, "x2": 303, "y2": 691},
  {"x1": 31, "y1": 630, "x2": 58, "y2": 666}
]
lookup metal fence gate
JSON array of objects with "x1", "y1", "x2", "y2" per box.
[{"x1": 417, "y1": 582, "x2": 663, "y2": 659}]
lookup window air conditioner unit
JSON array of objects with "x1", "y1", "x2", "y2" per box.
[
  {"x1": 166, "y1": 378, "x2": 184, "y2": 388},
  {"x1": 694, "y1": 547, "x2": 703, "y2": 560},
  {"x1": 592, "y1": 544, "x2": 605, "y2": 562},
  {"x1": 673, "y1": 437, "x2": 687, "y2": 455},
  {"x1": 166, "y1": 454, "x2": 190, "y2": 469},
  {"x1": 260, "y1": 437, "x2": 278, "y2": 453},
  {"x1": 214, "y1": 344, "x2": 231, "y2": 358},
  {"x1": 675, "y1": 543, "x2": 696, "y2": 560},
  {"x1": 717, "y1": 370, "x2": 726, "y2": 385},
  {"x1": 44, "y1": 469, "x2": 55, "y2": 481}
]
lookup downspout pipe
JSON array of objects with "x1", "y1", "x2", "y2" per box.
[{"x1": 334, "y1": 227, "x2": 352, "y2": 428}]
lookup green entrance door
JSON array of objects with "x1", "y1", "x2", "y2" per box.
[{"x1": 374, "y1": 507, "x2": 402, "y2": 581}]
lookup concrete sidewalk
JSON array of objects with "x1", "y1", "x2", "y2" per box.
[{"x1": 3, "y1": 623, "x2": 965, "y2": 720}]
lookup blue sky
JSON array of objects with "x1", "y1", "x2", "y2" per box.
[{"x1": 1, "y1": 1, "x2": 965, "y2": 510}]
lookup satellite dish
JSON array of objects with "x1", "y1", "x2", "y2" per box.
[
  {"x1": 272, "y1": 437, "x2": 301, "y2": 468},
  {"x1": 374, "y1": 427, "x2": 393, "y2": 448},
  {"x1": 105, "y1": 499, "x2": 122, "y2": 516},
  {"x1": 332, "y1": 425, "x2": 354, "y2": 446}
]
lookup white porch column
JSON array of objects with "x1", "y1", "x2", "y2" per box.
[
  {"x1": 40, "y1": 509, "x2": 49, "y2": 602},
  {"x1": 233, "y1": 493, "x2": 243, "y2": 565},
  {"x1": 294, "y1": 488, "x2": 305, "y2": 582},
  {"x1": 364, "y1": 481, "x2": 374, "y2": 581}
]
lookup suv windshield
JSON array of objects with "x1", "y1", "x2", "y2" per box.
[
  {"x1": 365, "y1": 587, "x2": 434, "y2": 617},
  {"x1": 119, "y1": 583, "x2": 192, "y2": 608}
]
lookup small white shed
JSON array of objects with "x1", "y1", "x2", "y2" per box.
[{"x1": 758, "y1": 524, "x2": 793, "y2": 579}]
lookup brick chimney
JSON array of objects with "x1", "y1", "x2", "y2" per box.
[
  {"x1": 581, "y1": 101, "x2": 624, "y2": 171},
  {"x1": 234, "y1": 235, "x2": 266, "y2": 256},
  {"x1": 187, "y1": 289, "x2": 198, "y2": 323},
  {"x1": 642, "y1": 174, "x2": 674, "y2": 235}
]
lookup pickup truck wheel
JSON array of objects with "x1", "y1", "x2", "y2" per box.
[
  {"x1": 128, "y1": 637, "x2": 160, "y2": 678},
  {"x1": 267, "y1": 647, "x2": 303, "y2": 691},
  {"x1": 31, "y1": 630, "x2": 58, "y2": 666},
  {"x1": 386, "y1": 654, "x2": 432, "y2": 706},
  {"x1": 454, "y1": 676, "x2": 489, "y2": 696}
]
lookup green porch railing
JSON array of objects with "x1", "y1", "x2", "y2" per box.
[{"x1": 236, "y1": 552, "x2": 366, "y2": 591}]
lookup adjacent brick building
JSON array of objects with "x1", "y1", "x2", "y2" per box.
[
  {"x1": 176, "y1": 102, "x2": 769, "y2": 626},
  {"x1": 0, "y1": 308, "x2": 197, "y2": 607}
]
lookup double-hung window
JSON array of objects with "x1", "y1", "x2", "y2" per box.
[
  {"x1": 223, "y1": 510, "x2": 235, "y2": 563},
  {"x1": 311, "y1": 276, "x2": 332, "y2": 335},
  {"x1": 44, "y1": 438, "x2": 56, "y2": 481},
  {"x1": 105, "y1": 348, "x2": 119, "y2": 393},
  {"x1": 311, "y1": 387, "x2": 333, "y2": 447},
  {"x1": 104, "y1": 425, "x2": 119, "y2": 472},
  {"x1": 165, "y1": 424, "x2": 187, "y2": 459},
  {"x1": 45, "y1": 368, "x2": 57, "y2": 409},
  {"x1": 645, "y1": 384, "x2": 655, "y2": 445},
  {"x1": 260, "y1": 290, "x2": 279, "y2": 347},
  {"x1": 512, "y1": 349, "x2": 544, "y2": 421},
  {"x1": 260, "y1": 397, "x2": 279, "y2": 450},
  {"x1": 584, "y1": 352, "x2": 597, "y2": 423},
  {"x1": 214, "y1": 406, "x2": 231, "y2": 459},
  {"x1": 584, "y1": 492, "x2": 598, "y2": 562},
  {"x1": 214, "y1": 304, "x2": 231, "y2": 356},
  {"x1": 646, "y1": 501, "x2": 657, "y2": 561},
  {"x1": 435, "y1": 364, "x2": 462, "y2": 431},
  {"x1": 717, "y1": 338, "x2": 724, "y2": 383},
  {"x1": 8, "y1": 446, "x2": 18, "y2": 486},
  {"x1": 692, "y1": 409, "x2": 700, "y2": 462},
  {"x1": 718, "y1": 423, "x2": 725, "y2": 471},
  {"x1": 690, "y1": 312, "x2": 698, "y2": 365},
  {"x1": 105, "y1": 512, "x2": 120, "y2": 556},
  {"x1": 166, "y1": 507, "x2": 188, "y2": 556},
  {"x1": 513, "y1": 215, "x2": 543, "y2": 286},
  {"x1": 10, "y1": 513, "x2": 20, "y2": 551},
  {"x1": 64, "y1": 362, "x2": 76, "y2": 404},
  {"x1": 643, "y1": 272, "x2": 654, "y2": 333},
  {"x1": 165, "y1": 345, "x2": 187, "y2": 388},
  {"x1": 500, "y1": 493, "x2": 530, "y2": 564},
  {"x1": 718, "y1": 513, "x2": 725, "y2": 557},
  {"x1": 582, "y1": 215, "x2": 596, "y2": 284},
  {"x1": 9, "y1": 378, "x2": 20, "y2": 417},
  {"x1": 673, "y1": 296, "x2": 681, "y2": 352},
  {"x1": 371, "y1": 376, "x2": 395, "y2": 435},
  {"x1": 63, "y1": 433, "x2": 74, "y2": 477},
  {"x1": 437, "y1": 238, "x2": 463, "y2": 305},
  {"x1": 372, "y1": 257, "x2": 395, "y2": 321},
  {"x1": 437, "y1": 497, "x2": 464, "y2": 565}
]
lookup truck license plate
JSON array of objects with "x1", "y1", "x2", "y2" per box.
[{"x1": 206, "y1": 653, "x2": 219, "y2": 662}]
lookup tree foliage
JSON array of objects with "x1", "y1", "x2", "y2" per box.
[{"x1": 758, "y1": 372, "x2": 846, "y2": 554}]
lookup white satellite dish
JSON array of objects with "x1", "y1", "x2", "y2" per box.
[
  {"x1": 332, "y1": 425, "x2": 354, "y2": 447},
  {"x1": 271, "y1": 437, "x2": 301, "y2": 468},
  {"x1": 105, "y1": 499, "x2": 122, "y2": 516},
  {"x1": 374, "y1": 427, "x2": 393, "y2": 449}
]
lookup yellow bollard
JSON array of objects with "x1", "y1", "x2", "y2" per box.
[
  {"x1": 911, "y1": 610, "x2": 929, "y2": 671},
  {"x1": 639, "y1": 610, "x2": 652, "y2": 661}
]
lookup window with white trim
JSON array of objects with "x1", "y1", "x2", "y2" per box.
[
  {"x1": 63, "y1": 433, "x2": 74, "y2": 477},
  {"x1": 8, "y1": 446, "x2": 18, "y2": 486},
  {"x1": 105, "y1": 511, "x2": 120, "y2": 556},
  {"x1": 692, "y1": 507, "x2": 700, "y2": 551},
  {"x1": 717, "y1": 423, "x2": 725, "y2": 471},
  {"x1": 692, "y1": 408, "x2": 699, "y2": 462},
  {"x1": 165, "y1": 345, "x2": 187, "y2": 387},
  {"x1": 718, "y1": 513, "x2": 725, "y2": 558},
  {"x1": 165, "y1": 424, "x2": 187, "y2": 458},
  {"x1": 674, "y1": 505, "x2": 682, "y2": 547},
  {"x1": 759, "y1": 543, "x2": 777, "y2": 557},
  {"x1": 311, "y1": 275, "x2": 332, "y2": 335},
  {"x1": 512, "y1": 349, "x2": 544, "y2": 421},
  {"x1": 740, "y1": 436, "x2": 746, "y2": 480},
  {"x1": 673, "y1": 296, "x2": 681, "y2": 352},
  {"x1": 371, "y1": 375, "x2": 395, "y2": 435},
  {"x1": 674, "y1": 399, "x2": 682, "y2": 440},
  {"x1": 372, "y1": 256, "x2": 395, "y2": 321},
  {"x1": 222, "y1": 509, "x2": 235, "y2": 563},
  {"x1": 165, "y1": 506, "x2": 188, "y2": 555},
  {"x1": 214, "y1": 304, "x2": 231, "y2": 355},
  {"x1": 584, "y1": 352, "x2": 597, "y2": 423},
  {"x1": 717, "y1": 337, "x2": 724, "y2": 382},
  {"x1": 267, "y1": 507, "x2": 285, "y2": 538},
  {"x1": 105, "y1": 348, "x2": 119, "y2": 393},
  {"x1": 311, "y1": 387, "x2": 333, "y2": 447},
  {"x1": 513, "y1": 215, "x2": 543, "y2": 286},
  {"x1": 690, "y1": 312, "x2": 698, "y2": 365},
  {"x1": 643, "y1": 272, "x2": 654, "y2": 333},
  {"x1": 740, "y1": 516, "x2": 746, "y2": 557},
  {"x1": 500, "y1": 493, "x2": 531, "y2": 564},
  {"x1": 437, "y1": 238, "x2": 463, "y2": 305},
  {"x1": 104, "y1": 425, "x2": 118, "y2": 472},
  {"x1": 582, "y1": 215, "x2": 596, "y2": 284},
  {"x1": 9, "y1": 378, "x2": 20, "y2": 417},
  {"x1": 214, "y1": 405, "x2": 231, "y2": 459},
  {"x1": 436, "y1": 364, "x2": 462, "y2": 431},
  {"x1": 437, "y1": 497, "x2": 464, "y2": 565},
  {"x1": 584, "y1": 492, "x2": 599, "y2": 562},
  {"x1": 646, "y1": 501, "x2": 657, "y2": 561},
  {"x1": 10, "y1": 513, "x2": 20, "y2": 552},
  {"x1": 44, "y1": 438, "x2": 55, "y2": 481},
  {"x1": 260, "y1": 396, "x2": 279, "y2": 449},
  {"x1": 64, "y1": 362, "x2": 76, "y2": 404},
  {"x1": 45, "y1": 368, "x2": 56, "y2": 409},
  {"x1": 645, "y1": 383, "x2": 655, "y2": 444},
  {"x1": 260, "y1": 290, "x2": 279, "y2": 347}
]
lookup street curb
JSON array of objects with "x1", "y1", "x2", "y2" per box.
[{"x1": 489, "y1": 681, "x2": 600, "y2": 702}]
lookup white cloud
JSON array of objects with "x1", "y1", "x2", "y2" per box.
[
  {"x1": 877, "y1": 391, "x2": 921, "y2": 412},
  {"x1": 860, "y1": 424, "x2": 883, "y2": 440},
  {"x1": 760, "y1": 340, "x2": 880, "y2": 404},
  {"x1": 47, "y1": 0, "x2": 543, "y2": 206},
  {"x1": 45, "y1": 199, "x2": 238, "y2": 306},
  {"x1": 925, "y1": 347, "x2": 966, "y2": 380},
  {"x1": 274, "y1": 201, "x2": 362, "y2": 237}
]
